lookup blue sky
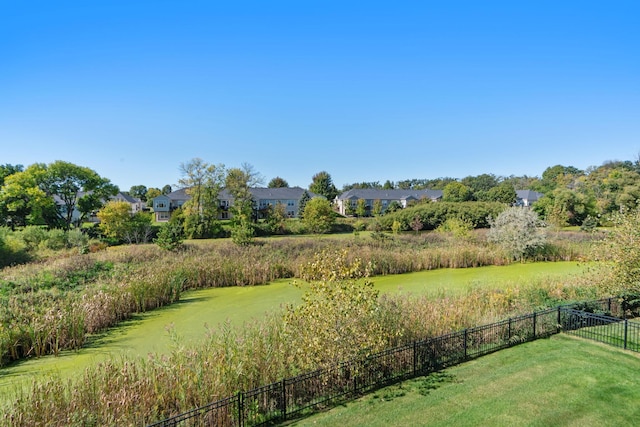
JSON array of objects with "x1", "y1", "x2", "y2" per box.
[{"x1": 1, "y1": 1, "x2": 639, "y2": 191}]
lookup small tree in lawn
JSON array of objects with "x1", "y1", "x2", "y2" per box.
[
  {"x1": 487, "y1": 207, "x2": 546, "y2": 261},
  {"x1": 355, "y1": 198, "x2": 368, "y2": 217}
]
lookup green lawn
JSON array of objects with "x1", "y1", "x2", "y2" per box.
[
  {"x1": 0, "y1": 261, "x2": 586, "y2": 397},
  {"x1": 289, "y1": 335, "x2": 640, "y2": 427}
]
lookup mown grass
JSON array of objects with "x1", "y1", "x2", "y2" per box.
[{"x1": 290, "y1": 335, "x2": 640, "y2": 427}]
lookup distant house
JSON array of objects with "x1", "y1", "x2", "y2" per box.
[
  {"x1": 515, "y1": 190, "x2": 544, "y2": 207},
  {"x1": 151, "y1": 186, "x2": 320, "y2": 222},
  {"x1": 335, "y1": 189, "x2": 443, "y2": 216},
  {"x1": 54, "y1": 191, "x2": 144, "y2": 224}
]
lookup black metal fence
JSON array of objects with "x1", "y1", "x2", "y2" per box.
[{"x1": 148, "y1": 297, "x2": 639, "y2": 427}]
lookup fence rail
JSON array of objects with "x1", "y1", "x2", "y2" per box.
[{"x1": 148, "y1": 298, "x2": 638, "y2": 427}]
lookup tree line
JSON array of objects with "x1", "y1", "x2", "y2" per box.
[{"x1": 1, "y1": 156, "x2": 640, "y2": 241}]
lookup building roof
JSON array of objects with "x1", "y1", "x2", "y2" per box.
[
  {"x1": 516, "y1": 190, "x2": 544, "y2": 201},
  {"x1": 336, "y1": 188, "x2": 443, "y2": 201},
  {"x1": 162, "y1": 186, "x2": 323, "y2": 202}
]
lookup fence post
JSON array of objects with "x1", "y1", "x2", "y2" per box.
[
  {"x1": 463, "y1": 329, "x2": 468, "y2": 359},
  {"x1": 238, "y1": 391, "x2": 244, "y2": 427},
  {"x1": 557, "y1": 306, "x2": 561, "y2": 333},
  {"x1": 624, "y1": 319, "x2": 628, "y2": 350},
  {"x1": 533, "y1": 312, "x2": 537, "y2": 339},
  {"x1": 281, "y1": 379, "x2": 287, "y2": 422},
  {"x1": 508, "y1": 318, "x2": 512, "y2": 342},
  {"x1": 413, "y1": 340, "x2": 417, "y2": 376}
]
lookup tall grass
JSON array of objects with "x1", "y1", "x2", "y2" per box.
[
  {"x1": 0, "y1": 232, "x2": 596, "y2": 367},
  {"x1": 1, "y1": 270, "x2": 604, "y2": 426}
]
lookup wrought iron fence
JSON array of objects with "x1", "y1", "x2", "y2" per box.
[
  {"x1": 149, "y1": 297, "x2": 640, "y2": 427},
  {"x1": 148, "y1": 307, "x2": 563, "y2": 426}
]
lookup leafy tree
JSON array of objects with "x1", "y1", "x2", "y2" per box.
[
  {"x1": 129, "y1": 185, "x2": 148, "y2": 201},
  {"x1": 355, "y1": 198, "x2": 368, "y2": 217},
  {"x1": 595, "y1": 207, "x2": 640, "y2": 295},
  {"x1": 155, "y1": 221, "x2": 184, "y2": 251},
  {"x1": 487, "y1": 207, "x2": 546, "y2": 261},
  {"x1": 44, "y1": 161, "x2": 118, "y2": 230},
  {"x1": 145, "y1": 187, "x2": 162, "y2": 202},
  {"x1": 0, "y1": 161, "x2": 115, "y2": 229},
  {"x1": 162, "y1": 185, "x2": 173, "y2": 195},
  {"x1": 265, "y1": 202, "x2": 288, "y2": 234},
  {"x1": 226, "y1": 163, "x2": 264, "y2": 245},
  {"x1": 267, "y1": 176, "x2": 289, "y2": 188},
  {"x1": 98, "y1": 201, "x2": 132, "y2": 241},
  {"x1": 0, "y1": 164, "x2": 23, "y2": 186},
  {"x1": 385, "y1": 200, "x2": 402, "y2": 214},
  {"x1": 533, "y1": 187, "x2": 596, "y2": 227},
  {"x1": 309, "y1": 171, "x2": 338, "y2": 201},
  {"x1": 461, "y1": 173, "x2": 499, "y2": 197},
  {"x1": 480, "y1": 183, "x2": 517, "y2": 204},
  {"x1": 372, "y1": 199, "x2": 383, "y2": 216},
  {"x1": 98, "y1": 201, "x2": 154, "y2": 244},
  {"x1": 532, "y1": 164, "x2": 583, "y2": 193},
  {"x1": 178, "y1": 158, "x2": 225, "y2": 239},
  {"x1": 303, "y1": 197, "x2": 335, "y2": 233},
  {"x1": 442, "y1": 182, "x2": 473, "y2": 202},
  {"x1": 282, "y1": 250, "x2": 385, "y2": 369},
  {"x1": 382, "y1": 180, "x2": 395, "y2": 189}
]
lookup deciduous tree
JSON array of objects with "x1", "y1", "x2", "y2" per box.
[
  {"x1": 487, "y1": 207, "x2": 546, "y2": 261},
  {"x1": 309, "y1": 171, "x2": 338, "y2": 201},
  {"x1": 302, "y1": 197, "x2": 335, "y2": 233}
]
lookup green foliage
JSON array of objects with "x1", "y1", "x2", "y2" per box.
[
  {"x1": 19, "y1": 225, "x2": 48, "y2": 250},
  {"x1": 303, "y1": 198, "x2": 335, "y2": 233},
  {"x1": 378, "y1": 201, "x2": 505, "y2": 231},
  {"x1": 283, "y1": 250, "x2": 386, "y2": 369},
  {"x1": 155, "y1": 222, "x2": 184, "y2": 251},
  {"x1": 596, "y1": 207, "x2": 640, "y2": 295},
  {"x1": 487, "y1": 207, "x2": 547, "y2": 261},
  {"x1": 230, "y1": 220, "x2": 255, "y2": 246},
  {"x1": 436, "y1": 217, "x2": 473, "y2": 238},
  {"x1": 267, "y1": 176, "x2": 289, "y2": 188},
  {"x1": 442, "y1": 182, "x2": 473, "y2": 202},
  {"x1": 309, "y1": 171, "x2": 339, "y2": 200},
  {"x1": 391, "y1": 220, "x2": 402, "y2": 234}
]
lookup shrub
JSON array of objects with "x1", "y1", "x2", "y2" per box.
[{"x1": 487, "y1": 207, "x2": 547, "y2": 261}]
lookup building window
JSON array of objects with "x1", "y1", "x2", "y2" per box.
[
  {"x1": 157, "y1": 212, "x2": 170, "y2": 220},
  {"x1": 156, "y1": 202, "x2": 166, "y2": 209}
]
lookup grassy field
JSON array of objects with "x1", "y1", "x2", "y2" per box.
[
  {"x1": 290, "y1": 335, "x2": 640, "y2": 427},
  {"x1": 0, "y1": 261, "x2": 586, "y2": 397}
]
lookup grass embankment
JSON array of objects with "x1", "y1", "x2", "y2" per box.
[{"x1": 292, "y1": 335, "x2": 640, "y2": 427}]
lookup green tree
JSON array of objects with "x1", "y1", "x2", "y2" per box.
[
  {"x1": 309, "y1": 171, "x2": 338, "y2": 201},
  {"x1": 226, "y1": 163, "x2": 264, "y2": 245},
  {"x1": 443, "y1": 182, "x2": 473, "y2": 202},
  {"x1": 282, "y1": 250, "x2": 385, "y2": 369},
  {"x1": 480, "y1": 182, "x2": 517, "y2": 204},
  {"x1": 355, "y1": 198, "x2": 368, "y2": 217},
  {"x1": 487, "y1": 207, "x2": 546, "y2": 261},
  {"x1": 162, "y1": 185, "x2": 173, "y2": 195},
  {"x1": 298, "y1": 190, "x2": 311, "y2": 218},
  {"x1": 265, "y1": 202, "x2": 288, "y2": 234},
  {"x1": 98, "y1": 201, "x2": 153, "y2": 244},
  {"x1": 155, "y1": 221, "x2": 184, "y2": 251},
  {"x1": 267, "y1": 176, "x2": 289, "y2": 188},
  {"x1": 145, "y1": 187, "x2": 162, "y2": 202},
  {"x1": 596, "y1": 207, "x2": 640, "y2": 295},
  {"x1": 129, "y1": 185, "x2": 148, "y2": 201},
  {"x1": 178, "y1": 158, "x2": 225, "y2": 239},
  {"x1": 0, "y1": 161, "x2": 115, "y2": 230},
  {"x1": 372, "y1": 199, "x2": 383, "y2": 216},
  {"x1": 533, "y1": 187, "x2": 596, "y2": 227},
  {"x1": 303, "y1": 197, "x2": 335, "y2": 233}
]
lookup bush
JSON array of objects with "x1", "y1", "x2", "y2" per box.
[{"x1": 487, "y1": 207, "x2": 547, "y2": 261}]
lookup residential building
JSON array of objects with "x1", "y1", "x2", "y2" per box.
[
  {"x1": 152, "y1": 186, "x2": 320, "y2": 222},
  {"x1": 515, "y1": 190, "x2": 544, "y2": 207},
  {"x1": 335, "y1": 189, "x2": 443, "y2": 216}
]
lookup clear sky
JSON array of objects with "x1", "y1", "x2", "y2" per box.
[{"x1": 1, "y1": 1, "x2": 639, "y2": 192}]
